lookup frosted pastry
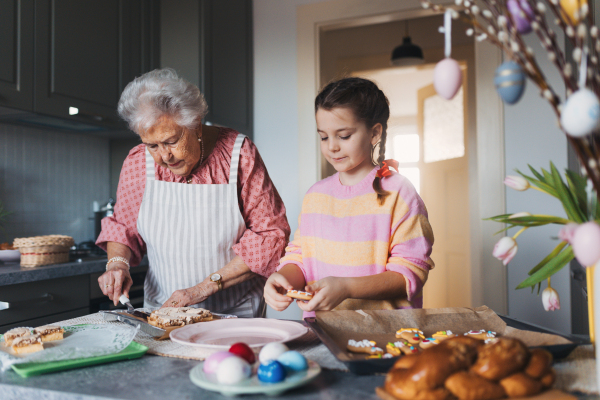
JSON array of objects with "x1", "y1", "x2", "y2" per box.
[
  {"x1": 419, "y1": 338, "x2": 440, "y2": 349},
  {"x1": 33, "y1": 325, "x2": 64, "y2": 342},
  {"x1": 347, "y1": 339, "x2": 384, "y2": 355},
  {"x1": 147, "y1": 307, "x2": 213, "y2": 328},
  {"x1": 286, "y1": 290, "x2": 313, "y2": 301},
  {"x1": 12, "y1": 334, "x2": 43, "y2": 354},
  {"x1": 432, "y1": 330, "x2": 457, "y2": 341},
  {"x1": 386, "y1": 341, "x2": 418, "y2": 356},
  {"x1": 3, "y1": 328, "x2": 31, "y2": 347},
  {"x1": 464, "y1": 329, "x2": 496, "y2": 340},
  {"x1": 395, "y1": 328, "x2": 425, "y2": 345}
]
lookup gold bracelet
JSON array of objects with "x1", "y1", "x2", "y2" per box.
[{"x1": 106, "y1": 256, "x2": 130, "y2": 271}]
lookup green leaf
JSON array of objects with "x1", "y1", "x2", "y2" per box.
[
  {"x1": 516, "y1": 246, "x2": 574, "y2": 289},
  {"x1": 593, "y1": 195, "x2": 600, "y2": 220},
  {"x1": 528, "y1": 164, "x2": 545, "y2": 182},
  {"x1": 565, "y1": 169, "x2": 588, "y2": 217},
  {"x1": 527, "y1": 241, "x2": 568, "y2": 276},
  {"x1": 550, "y1": 162, "x2": 585, "y2": 222},
  {"x1": 515, "y1": 169, "x2": 558, "y2": 197},
  {"x1": 486, "y1": 214, "x2": 570, "y2": 226}
]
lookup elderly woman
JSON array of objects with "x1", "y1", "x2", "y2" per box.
[{"x1": 96, "y1": 69, "x2": 290, "y2": 317}]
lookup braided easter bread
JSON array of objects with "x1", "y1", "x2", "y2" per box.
[{"x1": 383, "y1": 337, "x2": 555, "y2": 400}]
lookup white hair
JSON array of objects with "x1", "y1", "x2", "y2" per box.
[{"x1": 117, "y1": 68, "x2": 208, "y2": 134}]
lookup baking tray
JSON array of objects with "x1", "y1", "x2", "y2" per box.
[{"x1": 304, "y1": 314, "x2": 589, "y2": 375}]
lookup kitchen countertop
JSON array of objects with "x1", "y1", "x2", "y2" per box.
[{"x1": 0, "y1": 257, "x2": 148, "y2": 287}]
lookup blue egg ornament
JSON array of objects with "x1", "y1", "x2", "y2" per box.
[
  {"x1": 277, "y1": 351, "x2": 308, "y2": 372},
  {"x1": 257, "y1": 360, "x2": 287, "y2": 383},
  {"x1": 494, "y1": 61, "x2": 526, "y2": 104},
  {"x1": 560, "y1": 88, "x2": 600, "y2": 137}
]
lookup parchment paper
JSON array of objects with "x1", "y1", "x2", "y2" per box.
[{"x1": 315, "y1": 306, "x2": 572, "y2": 362}]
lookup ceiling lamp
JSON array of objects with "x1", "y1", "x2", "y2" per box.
[{"x1": 391, "y1": 21, "x2": 424, "y2": 67}]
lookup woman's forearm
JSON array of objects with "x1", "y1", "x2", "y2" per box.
[
  {"x1": 106, "y1": 242, "x2": 133, "y2": 271},
  {"x1": 187, "y1": 256, "x2": 256, "y2": 302},
  {"x1": 343, "y1": 271, "x2": 407, "y2": 300}
]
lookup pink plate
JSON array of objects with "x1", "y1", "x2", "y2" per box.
[{"x1": 169, "y1": 318, "x2": 308, "y2": 349}]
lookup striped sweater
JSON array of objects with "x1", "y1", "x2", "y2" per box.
[{"x1": 278, "y1": 167, "x2": 434, "y2": 316}]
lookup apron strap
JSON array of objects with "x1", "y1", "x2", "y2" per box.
[
  {"x1": 145, "y1": 148, "x2": 155, "y2": 181},
  {"x1": 229, "y1": 134, "x2": 246, "y2": 186}
]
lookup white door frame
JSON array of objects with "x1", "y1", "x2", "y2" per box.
[{"x1": 296, "y1": 0, "x2": 507, "y2": 313}]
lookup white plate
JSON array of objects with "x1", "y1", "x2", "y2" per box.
[
  {"x1": 170, "y1": 318, "x2": 308, "y2": 349},
  {"x1": 189, "y1": 360, "x2": 321, "y2": 396},
  {"x1": 0, "y1": 249, "x2": 20, "y2": 263}
]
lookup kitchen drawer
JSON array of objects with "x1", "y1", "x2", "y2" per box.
[
  {"x1": 0, "y1": 307, "x2": 89, "y2": 331},
  {"x1": 0, "y1": 275, "x2": 89, "y2": 326}
]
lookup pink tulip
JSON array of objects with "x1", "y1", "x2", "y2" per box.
[
  {"x1": 493, "y1": 237, "x2": 518, "y2": 266},
  {"x1": 542, "y1": 287, "x2": 560, "y2": 311},
  {"x1": 558, "y1": 223, "x2": 579, "y2": 243},
  {"x1": 504, "y1": 176, "x2": 530, "y2": 191},
  {"x1": 571, "y1": 222, "x2": 600, "y2": 267}
]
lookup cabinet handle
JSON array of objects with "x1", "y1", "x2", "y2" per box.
[{"x1": 0, "y1": 293, "x2": 54, "y2": 311}]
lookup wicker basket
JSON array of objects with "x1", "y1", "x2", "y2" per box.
[{"x1": 13, "y1": 235, "x2": 74, "y2": 267}]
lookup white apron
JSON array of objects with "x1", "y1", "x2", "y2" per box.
[{"x1": 137, "y1": 133, "x2": 266, "y2": 317}]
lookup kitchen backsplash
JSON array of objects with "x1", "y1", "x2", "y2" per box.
[{"x1": 0, "y1": 123, "x2": 110, "y2": 244}]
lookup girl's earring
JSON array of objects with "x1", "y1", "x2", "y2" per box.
[{"x1": 371, "y1": 141, "x2": 380, "y2": 166}]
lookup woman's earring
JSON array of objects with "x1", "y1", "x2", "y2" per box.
[{"x1": 371, "y1": 141, "x2": 380, "y2": 166}]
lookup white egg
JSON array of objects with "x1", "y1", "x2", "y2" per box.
[
  {"x1": 216, "y1": 356, "x2": 251, "y2": 384},
  {"x1": 258, "y1": 342, "x2": 289, "y2": 364},
  {"x1": 561, "y1": 88, "x2": 600, "y2": 137}
]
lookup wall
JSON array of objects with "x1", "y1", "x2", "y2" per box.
[
  {"x1": 253, "y1": 0, "x2": 324, "y2": 320},
  {"x1": 504, "y1": 29, "x2": 571, "y2": 333},
  {"x1": 0, "y1": 123, "x2": 110, "y2": 244}
]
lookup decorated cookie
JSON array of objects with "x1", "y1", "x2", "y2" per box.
[
  {"x1": 432, "y1": 330, "x2": 458, "y2": 341},
  {"x1": 347, "y1": 339, "x2": 384, "y2": 355},
  {"x1": 464, "y1": 329, "x2": 497, "y2": 340},
  {"x1": 395, "y1": 328, "x2": 425, "y2": 345},
  {"x1": 286, "y1": 290, "x2": 313, "y2": 301},
  {"x1": 367, "y1": 353, "x2": 395, "y2": 359},
  {"x1": 419, "y1": 338, "x2": 440, "y2": 349},
  {"x1": 386, "y1": 341, "x2": 419, "y2": 356}
]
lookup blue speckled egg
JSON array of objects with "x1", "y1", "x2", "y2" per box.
[
  {"x1": 257, "y1": 360, "x2": 287, "y2": 383},
  {"x1": 494, "y1": 61, "x2": 526, "y2": 104},
  {"x1": 561, "y1": 88, "x2": 600, "y2": 137},
  {"x1": 277, "y1": 351, "x2": 308, "y2": 372}
]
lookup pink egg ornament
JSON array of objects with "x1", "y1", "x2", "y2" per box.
[
  {"x1": 203, "y1": 351, "x2": 235, "y2": 374},
  {"x1": 572, "y1": 222, "x2": 600, "y2": 267},
  {"x1": 433, "y1": 58, "x2": 463, "y2": 100}
]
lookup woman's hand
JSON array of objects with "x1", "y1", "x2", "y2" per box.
[
  {"x1": 296, "y1": 277, "x2": 350, "y2": 313},
  {"x1": 98, "y1": 263, "x2": 133, "y2": 306},
  {"x1": 161, "y1": 283, "x2": 212, "y2": 308},
  {"x1": 264, "y1": 272, "x2": 294, "y2": 312}
]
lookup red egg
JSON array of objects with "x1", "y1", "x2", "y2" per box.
[{"x1": 229, "y1": 342, "x2": 256, "y2": 364}]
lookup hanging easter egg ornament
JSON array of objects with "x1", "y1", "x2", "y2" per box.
[
  {"x1": 507, "y1": 0, "x2": 535, "y2": 34},
  {"x1": 494, "y1": 60, "x2": 526, "y2": 104},
  {"x1": 561, "y1": 51, "x2": 600, "y2": 137},
  {"x1": 433, "y1": 9, "x2": 463, "y2": 100},
  {"x1": 560, "y1": 0, "x2": 588, "y2": 24}
]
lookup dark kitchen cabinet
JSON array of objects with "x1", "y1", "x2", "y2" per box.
[
  {"x1": 0, "y1": 0, "x2": 34, "y2": 111},
  {"x1": 200, "y1": 0, "x2": 253, "y2": 138},
  {"x1": 0, "y1": 0, "x2": 159, "y2": 129}
]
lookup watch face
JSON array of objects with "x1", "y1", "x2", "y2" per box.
[{"x1": 210, "y1": 273, "x2": 221, "y2": 282}]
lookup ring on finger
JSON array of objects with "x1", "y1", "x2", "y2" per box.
[
  {"x1": 105, "y1": 284, "x2": 113, "y2": 288},
  {"x1": 171, "y1": 301, "x2": 179, "y2": 306}
]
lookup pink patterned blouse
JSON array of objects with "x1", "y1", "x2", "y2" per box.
[{"x1": 96, "y1": 128, "x2": 291, "y2": 278}]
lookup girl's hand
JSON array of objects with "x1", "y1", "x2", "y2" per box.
[
  {"x1": 264, "y1": 272, "x2": 294, "y2": 311},
  {"x1": 296, "y1": 277, "x2": 349, "y2": 312}
]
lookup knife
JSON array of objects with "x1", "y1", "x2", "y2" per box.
[
  {"x1": 119, "y1": 294, "x2": 151, "y2": 320},
  {"x1": 101, "y1": 310, "x2": 166, "y2": 338}
]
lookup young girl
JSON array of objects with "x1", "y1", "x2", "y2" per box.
[{"x1": 264, "y1": 77, "x2": 434, "y2": 317}]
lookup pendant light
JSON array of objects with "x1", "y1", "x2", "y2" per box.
[{"x1": 391, "y1": 20, "x2": 424, "y2": 67}]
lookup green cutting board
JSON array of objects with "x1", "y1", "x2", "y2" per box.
[{"x1": 0, "y1": 334, "x2": 148, "y2": 378}]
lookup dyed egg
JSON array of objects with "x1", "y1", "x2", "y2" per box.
[
  {"x1": 216, "y1": 356, "x2": 251, "y2": 384},
  {"x1": 259, "y1": 342, "x2": 289, "y2": 364},
  {"x1": 257, "y1": 360, "x2": 287, "y2": 383},
  {"x1": 560, "y1": 0, "x2": 587, "y2": 24},
  {"x1": 433, "y1": 58, "x2": 462, "y2": 100},
  {"x1": 494, "y1": 61, "x2": 526, "y2": 104},
  {"x1": 229, "y1": 342, "x2": 256, "y2": 364},
  {"x1": 203, "y1": 351, "x2": 235, "y2": 374},
  {"x1": 507, "y1": 0, "x2": 534, "y2": 34},
  {"x1": 561, "y1": 88, "x2": 600, "y2": 137},
  {"x1": 277, "y1": 351, "x2": 308, "y2": 372},
  {"x1": 571, "y1": 222, "x2": 600, "y2": 266}
]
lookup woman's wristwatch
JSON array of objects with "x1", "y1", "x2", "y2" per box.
[{"x1": 210, "y1": 273, "x2": 223, "y2": 291}]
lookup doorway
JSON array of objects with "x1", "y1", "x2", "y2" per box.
[{"x1": 319, "y1": 14, "x2": 475, "y2": 308}]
